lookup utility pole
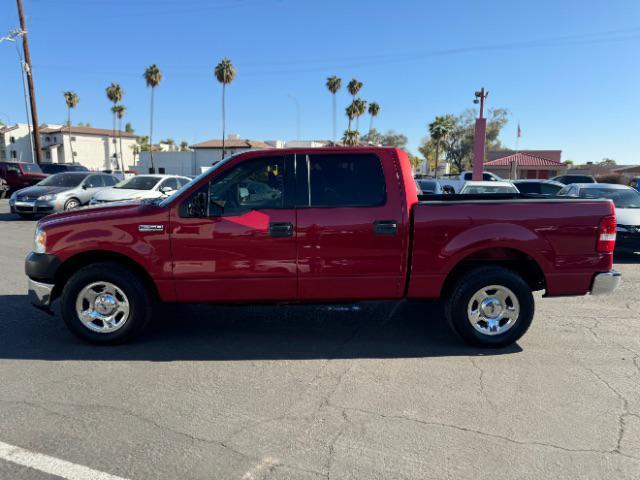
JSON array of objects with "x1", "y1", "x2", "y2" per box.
[
  {"x1": 16, "y1": 0, "x2": 43, "y2": 164},
  {"x1": 472, "y1": 87, "x2": 488, "y2": 181}
]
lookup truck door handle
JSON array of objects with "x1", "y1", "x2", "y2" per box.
[
  {"x1": 269, "y1": 222, "x2": 293, "y2": 238},
  {"x1": 373, "y1": 220, "x2": 398, "y2": 236}
]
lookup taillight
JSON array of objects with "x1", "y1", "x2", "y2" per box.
[{"x1": 597, "y1": 214, "x2": 616, "y2": 253}]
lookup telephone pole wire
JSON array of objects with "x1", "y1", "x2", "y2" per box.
[{"x1": 16, "y1": 0, "x2": 42, "y2": 164}]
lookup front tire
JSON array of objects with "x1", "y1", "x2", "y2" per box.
[
  {"x1": 61, "y1": 262, "x2": 152, "y2": 344},
  {"x1": 64, "y1": 198, "x2": 81, "y2": 210},
  {"x1": 445, "y1": 266, "x2": 534, "y2": 348}
]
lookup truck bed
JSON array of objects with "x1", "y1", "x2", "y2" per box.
[{"x1": 408, "y1": 195, "x2": 615, "y2": 298}]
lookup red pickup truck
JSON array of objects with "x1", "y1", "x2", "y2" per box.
[{"x1": 25, "y1": 147, "x2": 621, "y2": 347}]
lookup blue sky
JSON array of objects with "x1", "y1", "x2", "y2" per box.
[{"x1": 1, "y1": 0, "x2": 639, "y2": 163}]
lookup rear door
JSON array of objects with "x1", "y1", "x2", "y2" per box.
[
  {"x1": 79, "y1": 174, "x2": 105, "y2": 204},
  {"x1": 295, "y1": 152, "x2": 406, "y2": 300},
  {"x1": 170, "y1": 154, "x2": 297, "y2": 302}
]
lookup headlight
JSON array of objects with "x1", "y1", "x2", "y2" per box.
[
  {"x1": 33, "y1": 227, "x2": 47, "y2": 254},
  {"x1": 38, "y1": 194, "x2": 57, "y2": 201}
]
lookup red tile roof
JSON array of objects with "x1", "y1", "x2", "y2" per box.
[
  {"x1": 191, "y1": 139, "x2": 272, "y2": 149},
  {"x1": 40, "y1": 126, "x2": 136, "y2": 138},
  {"x1": 485, "y1": 152, "x2": 563, "y2": 167}
]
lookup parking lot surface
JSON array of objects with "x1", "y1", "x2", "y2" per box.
[{"x1": 0, "y1": 199, "x2": 639, "y2": 479}]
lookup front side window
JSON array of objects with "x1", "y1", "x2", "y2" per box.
[
  {"x1": 114, "y1": 176, "x2": 160, "y2": 190},
  {"x1": 21, "y1": 163, "x2": 42, "y2": 173},
  {"x1": 39, "y1": 173, "x2": 86, "y2": 187},
  {"x1": 307, "y1": 153, "x2": 386, "y2": 207},
  {"x1": 83, "y1": 175, "x2": 104, "y2": 188},
  {"x1": 208, "y1": 156, "x2": 285, "y2": 215},
  {"x1": 159, "y1": 178, "x2": 179, "y2": 191}
]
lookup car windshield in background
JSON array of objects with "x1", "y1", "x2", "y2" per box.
[
  {"x1": 20, "y1": 163, "x2": 42, "y2": 173},
  {"x1": 114, "y1": 176, "x2": 160, "y2": 190},
  {"x1": 38, "y1": 173, "x2": 87, "y2": 187},
  {"x1": 579, "y1": 188, "x2": 640, "y2": 208},
  {"x1": 462, "y1": 186, "x2": 517, "y2": 194}
]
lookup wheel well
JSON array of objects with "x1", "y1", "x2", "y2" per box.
[
  {"x1": 52, "y1": 251, "x2": 159, "y2": 301},
  {"x1": 441, "y1": 248, "x2": 546, "y2": 297}
]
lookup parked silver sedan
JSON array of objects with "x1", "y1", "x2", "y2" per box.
[{"x1": 9, "y1": 172, "x2": 119, "y2": 218}]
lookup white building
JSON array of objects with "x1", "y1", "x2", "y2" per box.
[
  {"x1": 0, "y1": 123, "x2": 36, "y2": 162},
  {"x1": 138, "y1": 138, "x2": 272, "y2": 175},
  {"x1": 39, "y1": 125, "x2": 137, "y2": 171}
]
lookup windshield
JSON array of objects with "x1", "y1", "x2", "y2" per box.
[
  {"x1": 579, "y1": 188, "x2": 640, "y2": 208},
  {"x1": 462, "y1": 185, "x2": 518, "y2": 194},
  {"x1": 21, "y1": 163, "x2": 42, "y2": 173},
  {"x1": 158, "y1": 155, "x2": 238, "y2": 207},
  {"x1": 38, "y1": 173, "x2": 87, "y2": 187},
  {"x1": 114, "y1": 176, "x2": 161, "y2": 190}
]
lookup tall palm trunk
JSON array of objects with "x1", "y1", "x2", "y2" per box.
[
  {"x1": 332, "y1": 93, "x2": 336, "y2": 142},
  {"x1": 149, "y1": 87, "x2": 155, "y2": 172},
  {"x1": 434, "y1": 143, "x2": 440, "y2": 178},
  {"x1": 221, "y1": 83, "x2": 226, "y2": 159},
  {"x1": 369, "y1": 115, "x2": 373, "y2": 134},
  {"x1": 67, "y1": 107, "x2": 75, "y2": 162},
  {"x1": 118, "y1": 116, "x2": 124, "y2": 172},
  {"x1": 112, "y1": 111, "x2": 117, "y2": 169}
]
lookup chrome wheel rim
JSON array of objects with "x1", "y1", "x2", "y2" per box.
[
  {"x1": 467, "y1": 285, "x2": 519, "y2": 336},
  {"x1": 75, "y1": 281, "x2": 130, "y2": 333},
  {"x1": 65, "y1": 200, "x2": 79, "y2": 210}
]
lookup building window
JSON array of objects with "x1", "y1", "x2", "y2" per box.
[
  {"x1": 70, "y1": 136, "x2": 76, "y2": 141},
  {"x1": 9, "y1": 136, "x2": 15, "y2": 143},
  {"x1": 45, "y1": 136, "x2": 51, "y2": 142},
  {"x1": 11, "y1": 150, "x2": 17, "y2": 159},
  {"x1": 46, "y1": 151, "x2": 51, "y2": 159},
  {"x1": 53, "y1": 136, "x2": 57, "y2": 143}
]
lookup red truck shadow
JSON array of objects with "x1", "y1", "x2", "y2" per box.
[{"x1": 0, "y1": 296, "x2": 522, "y2": 361}]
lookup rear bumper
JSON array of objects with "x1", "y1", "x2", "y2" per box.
[
  {"x1": 590, "y1": 270, "x2": 621, "y2": 296},
  {"x1": 28, "y1": 277, "x2": 54, "y2": 308}
]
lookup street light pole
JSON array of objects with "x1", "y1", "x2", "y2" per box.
[
  {"x1": 472, "y1": 87, "x2": 488, "y2": 181},
  {"x1": 15, "y1": 0, "x2": 43, "y2": 164}
]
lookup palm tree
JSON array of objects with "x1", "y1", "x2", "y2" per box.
[
  {"x1": 180, "y1": 141, "x2": 189, "y2": 152},
  {"x1": 368, "y1": 102, "x2": 380, "y2": 133},
  {"x1": 143, "y1": 64, "x2": 162, "y2": 172},
  {"x1": 428, "y1": 115, "x2": 456, "y2": 176},
  {"x1": 114, "y1": 105, "x2": 126, "y2": 172},
  {"x1": 353, "y1": 98, "x2": 367, "y2": 131},
  {"x1": 105, "y1": 83, "x2": 123, "y2": 169},
  {"x1": 346, "y1": 102, "x2": 358, "y2": 131},
  {"x1": 214, "y1": 58, "x2": 236, "y2": 159},
  {"x1": 325, "y1": 75, "x2": 341, "y2": 142},
  {"x1": 342, "y1": 129, "x2": 360, "y2": 146},
  {"x1": 347, "y1": 79, "x2": 363, "y2": 100},
  {"x1": 63, "y1": 91, "x2": 79, "y2": 162}
]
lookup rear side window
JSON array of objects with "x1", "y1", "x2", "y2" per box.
[
  {"x1": 541, "y1": 183, "x2": 562, "y2": 195},
  {"x1": 515, "y1": 183, "x2": 540, "y2": 194},
  {"x1": 84, "y1": 175, "x2": 104, "y2": 188},
  {"x1": 307, "y1": 154, "x2": 386, "y2": 207}
]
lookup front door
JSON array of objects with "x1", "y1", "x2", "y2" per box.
[
  {"x1": 295, "y1": 152, "x2": 406, "y2": 300},
  {"x1": 170, "y1": 155, "x2": 297, "y2": 302}
]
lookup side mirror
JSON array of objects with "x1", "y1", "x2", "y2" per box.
[
  {"x1": 160, "y1": 186, "x2": 175, "y2": 195},
  {"x1": 82, "y1": 184, "x2": 88, "y2": 190},
  {"x1": 188, "y1": 191, "x2": 208, "y2": 217}
]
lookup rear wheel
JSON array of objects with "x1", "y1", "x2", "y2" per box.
[
  {"x1": 61, "y1": 262, "x2": 152, "y2": 344},
  {"x1": 445, "y1": 266, "x2": 534, "y2": 348}
]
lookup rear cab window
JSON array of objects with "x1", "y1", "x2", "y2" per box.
[{"x1": 298, "y1": 153, "x2": 386, "y2": 207}]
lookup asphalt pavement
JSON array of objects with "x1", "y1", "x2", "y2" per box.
[{"x1": 0, "y1": 199, "x2": 638, "y2": 479}]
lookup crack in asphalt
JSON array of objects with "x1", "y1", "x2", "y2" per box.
[{"x1": 333, "y1": 405, "x2": 640, "y2": 462}]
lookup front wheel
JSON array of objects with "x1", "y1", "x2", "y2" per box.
[
  {"x1": 445, "y1": 266, "x2": 534, "y2": 348},
  {"x1": 64, "y1": 198, "x2": 81, "y2": 210},
  {"x1": 61, "y1": 262, "x2": 152, "y2": 344}
]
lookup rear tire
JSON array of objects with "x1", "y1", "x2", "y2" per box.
[
  {"x1": 445, "y1": 266, "x2": 534, "y2": 348},
  {"x1": 61, "y1": 262, "x2": 152, "y2": 344}
]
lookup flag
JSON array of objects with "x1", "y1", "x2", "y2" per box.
[{"x1": 517, "y1": 123, "x2": 522, "y2": 138}]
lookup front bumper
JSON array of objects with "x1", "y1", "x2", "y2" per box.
[
  {"x1": 590, "y1": 270, "x2": 622, "y2": 296},
  {"x1": 10, "y1": 199, "x2": 57, "y2": 215},
  {"x1": 28, "y1": 277, "x2": 54, "y2": 308}
]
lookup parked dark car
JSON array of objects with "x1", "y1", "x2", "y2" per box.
[
  {"x1": 0, "y1": 161, "x2": 48, "y2": 192},
  {"x1": 551, "y1": 174, "x2": 596, "y2": 185},
  {"x1": 513, "y1": 179, "x2": 564, "y2": 196},
  {"x1": 40, "y1": 163, "x2": 89, "y2": 175}
]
